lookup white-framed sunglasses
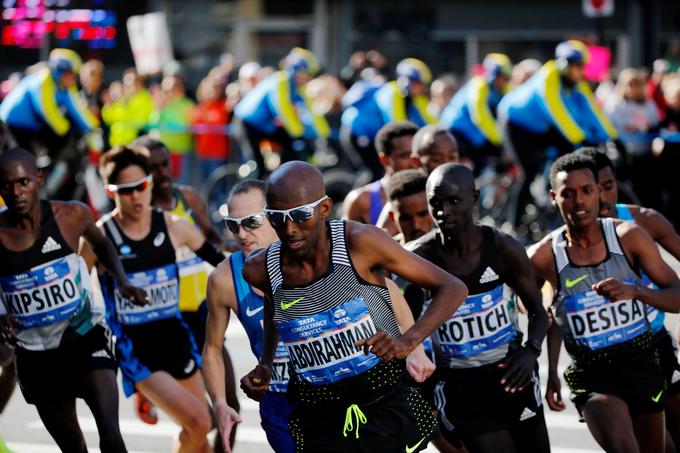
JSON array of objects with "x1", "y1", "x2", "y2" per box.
[
  {"x1": 264, "y1": 195, "x2": 328, "y2": 228},
  {"x1": 106, "y1": 174, "x2": 153, "y2": 195},
  {"x1": 224, "y1": 212, "x2": 266, "y2": 234}
]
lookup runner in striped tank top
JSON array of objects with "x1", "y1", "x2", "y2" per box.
[
  {"x1": 530, "y1": 152, "x2": 680, "y2": 452},
  {"x1": 241, "y1": 161, "x2": 468, "y2": 452}
]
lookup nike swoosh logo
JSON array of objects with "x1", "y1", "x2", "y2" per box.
[
  {"x1": 652, "y1": 389, "x2": 664, "y2": 403},
  {"x1": 565, "y1": 274, "x2": 588, "y2": 289},
  {"x1": 245, "y1": 305, "x2": 264, "y2": 317},
  {"x1": 281, "y1": 297, "x2": 304, "y2": 310},
  {"x1": 406, "y1": 435, "x2": 427, "y2": 453}
]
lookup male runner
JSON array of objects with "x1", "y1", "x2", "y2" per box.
[
  {"x1": 385, "y1": 169, "x2": 432, "y2": 245},
  {"x1": 203, "y1": 179, "x2": 293, "y2": 452},
  {"x1": 134, "y1": 136, "x2": 240, "y2": 431},
  {"x1": 408, "y1": 163, "x2": 550, "y2": 452},
  {"x1": 411, "y1": 124, "x2": 460, "y2": 175},
  {"x1": 206, "y1": 179, "x2": 436, "y2": 452},
  {"x1": 240, "y1": 161, "x2": 467, "y2": 452},
  {"x1": 530, "y1": 152, "x2": 680, "y2": 452},
  {"x1": 0, "y1": 147, "x2": 146, "y2": 453},
  {"x1": 343, "y1": 121, "x2": 418, "y2": 226},
  {"x1": 544, "y1": 147, "x2": 680, "y2": 449},
  {"x1": 84, "y1": 145, "x2": 226, "y2": 453}
]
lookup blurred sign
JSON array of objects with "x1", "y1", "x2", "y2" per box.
[
  {"x1": 126, "y1": 12, "x2": 172, "y2": 75},
  {"x1": 1, "y1": 0, "x2": 117, "y2": 49},
  {"x1": 584, "y1": 45, "x2": 611, "y2": 82},
  {"x1": 582, "y1": 0, "x2": 614, "y2": 18}
]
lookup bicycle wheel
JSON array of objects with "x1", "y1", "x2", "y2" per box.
[{"x1": 201, "y1": 161, "x2": 257, "y2": 225}]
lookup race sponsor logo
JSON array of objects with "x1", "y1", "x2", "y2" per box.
[
  {"x1": 41, "y1": 236, "x2": 62, "y2": 254},
  {"x1": 435, "y1": 285, "x2": 514, "y2": 358},
  {"x1": 153, "y1": 232, "x2": 166, "y2": 247},
  {"x1": 278, "y1": 298, "x2": 380, "y2": 385},
  {"x1": 269, "y1": 342, "x2": 291, "y2": 393},
  {"x1": 114, "y1": 263, "x2": 179, "y2": 325},
  {"x1": 563, "y1": 278, "x2": 648, "y2": 350},
  {"x1": 479, "y1": 266, "x2": 499, "y2": 284},
  {"x1": 0, "y1": 254, "x2": 82, "y2": 328}
]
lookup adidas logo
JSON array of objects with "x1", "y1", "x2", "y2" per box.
[
  {"x1": 479, "y1": 266, "x2": 499, "y2": 284},
  {"x1": 519, "y1": 407, "x2": 536, "y2": 421},
  {"x1": 672, "y1": 370, "x2": 680, "y2": 384},
  {"x1": 41, "y1": 236, "x2": 62, "y2": 254}
]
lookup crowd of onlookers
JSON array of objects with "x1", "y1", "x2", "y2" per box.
[{"x1": 1, "y1": 46, "x2": 680, "y2": 212}]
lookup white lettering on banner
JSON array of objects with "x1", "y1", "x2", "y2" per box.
[
  {"x1": 114, "y1": 264, "x2": 179, "y2": 325},
  {"x1": 278, "y1": 298, "x2": 382, "y2": 385},
  {"x1": 563, "y1": 286, "x2": 648, "y2": 350},
  {"x1": 0, "y1": 255, "x2": 82, "y2": 328},
  {"x1": 435, "y1": 285, "x2": 514, "y2": 358}
]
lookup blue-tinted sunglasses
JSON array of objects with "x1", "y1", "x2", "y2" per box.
[{"x1": 264, "y1": 196, "x2": 328, "y2": 228}]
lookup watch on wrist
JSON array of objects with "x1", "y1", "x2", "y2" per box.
[{"x1": 524, "y1": 338, "x2": 542, "y2": 356}]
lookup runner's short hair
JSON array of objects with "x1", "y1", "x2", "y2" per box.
[
  {"x1": 386, "y1": 169, "x2": 428, "y2": 202},
  {"x1": 375, "y1": 121, "x2": 418, "y2": 156},
  {"x1": 99, "y1": 146, "x2": 150, "y2": 184},
  {"x1": 549, "y1": 151, "x2": 598, "y2": 190}
]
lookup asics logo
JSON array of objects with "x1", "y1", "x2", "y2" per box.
[
  {"x1": 565, "y1": 274, "x2": 588, "y2": 289},
  {"x1": 280, "y1": 297, "x2": 304, "y2": 310},
  {"x1": 245, "y1": 305, "x2": 264, "y2": 317}
]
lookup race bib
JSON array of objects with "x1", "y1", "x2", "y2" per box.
[
  {"x1": 564, "y1": 279, "x2": 648, "y2": 350},
  {"x1": 278, "y1": 298, "x2": 381, "y2": 385},
  {"x1": 0, "y1": 254, "x2": 83, "y2": 329},
  {"x1": 435, "y1": 285, "x2": 514, "y2": 359},
  {"x1": 269, "y1": 342, "x2": 291, "y2": 393},
  {"x1": 115, "y1": 263, "x2": 179, "y2": 325}
]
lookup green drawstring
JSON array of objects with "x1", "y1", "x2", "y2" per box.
[{"x1": 343, "y1": 403, "x2": 367, "y2": 439}]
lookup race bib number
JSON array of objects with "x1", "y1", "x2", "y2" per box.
[
  {"x1": 0, "y1": 255, "x2": 83, "y2": 329},
  {"x1": 564, "y1": 279, "x2": 648, "y2": 350},
  {"x1": 115, "y1": 264, "x2": 179, "y2": 325},
  {"x1": 278, "y1": 298, "x2": 381, "y2": 385},
  {"x1": 269, "y1": 342, "x2": 291, "y2": 393},
  {"x1": 435, "y1": 285, "x2": 514, "y2": 358}
]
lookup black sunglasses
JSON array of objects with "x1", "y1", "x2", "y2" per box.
[{"x1": 224, "y1": 213, "x2": 266, "y2": 234}]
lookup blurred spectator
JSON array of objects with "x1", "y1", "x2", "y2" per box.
[
  {"x1": 306, "y1": 75, "x2": 347, "y2": 127},
  {"x1": 0, "y1": 72, "x2": 22, "y2": 102},
  {"x1": 605, "y1": 68, "x2": 660, "y2": 155},
  {"x1": 606, "y1": 67, "x2": 661, "y2": 211},
  {"x1": 428, "y1": 74, "x2": 457, "y2": 118},
  {"x1": 191, "y1": 76, "x2": 230, "y2": 182},
  {"x1": 339, "y1": 51, "x2": 368, "y2": 88},
  {"x1": 661, "y1": 75, "x2": 680, "y2": 132},
  {"x1": 366, "y1": 50, "x2": 388, "y2": 75},
  {"x1": 101, "y1": 69, "x2": 153, "y2": 147},
  {"x1": 150, "y1": 74, "x2": 196, "y2": 184},
  {"x1": 225, "y1": 62, "x2": 262, "y2": 110},
  {"x1": 79, "y1": 59, "x2": 105, "y2": 118},
  {"x1": 664, "y1": 39, "x2": 680, "y2": 72},
  {"x1": 647, "y1": 59, "x2": 670, "y2": 119},
  {"x1": 508, "y1": 58, "x2": 541, "y2": 90}
]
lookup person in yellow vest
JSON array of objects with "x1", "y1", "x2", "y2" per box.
[
  {"x1": 102, "y1": 69, "x2": 154, "y2": 147},
  {"x1": 233, "y1": 47, "x2": 330, "y2": 177},
  {"x1": 131, "y1": 136, "x2": 239, "y2": 446}
]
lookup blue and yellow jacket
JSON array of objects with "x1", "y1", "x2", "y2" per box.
[
  {"x1": 498, "y1": 60, "x2": 616, "y2": 144},
  {"x1": 234, "y1": 71, "x2": 329, "y2": 139},
  {"x1": 440, "y1": 75, "x2": 504, "y2": 147},
  {"x1": 342, "y1": 80, "x2": 436, "y2": 141},
  {"x1": 0, "y1": 67, "x2": 98, "y2": 135}
]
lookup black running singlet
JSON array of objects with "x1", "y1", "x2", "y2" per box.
[
  {"x1": 430, "y1": 226, "x2": 522, "y2": 369},
  {"x1": 0, "y1": 201, "x2": 100, "y2": 350}
]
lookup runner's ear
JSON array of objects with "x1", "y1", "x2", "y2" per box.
[{"x1": 319, "y1": 197, "x2": 333, "y2": 219}]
